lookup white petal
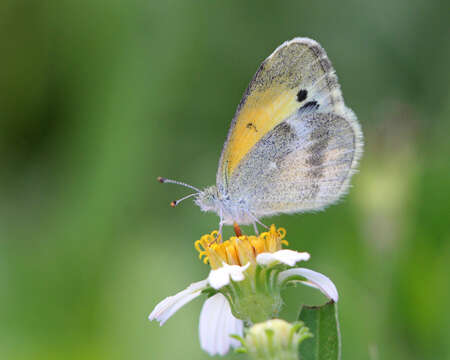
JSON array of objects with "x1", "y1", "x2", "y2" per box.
[
  {"x1": 208, "y1": 263, "x2": 249, "y2": 290},
  {"x1": 149, "y1": 279, "x2": 208, "y2": 325},
  {"x1": 257, "y1": 250, "x2": 310, "y2": 266},
  {"x1": 256, "y1": 252, "x2": 277, "y2": 266},
  {"x1": 277, "y1": 267, "x2": 339, "y2": 302},
  {"x1": 231, "y1": 316, "x2": 244, "y2": 348},
  {"x1": 274, "y1": 250, "x2": 310, "y2": 266},
  {"x1": 229, "y1": 262, "x2": 250, "y2": 282},
  {"x1": 199, "y1": 293, "x2": 244, "y2": 356},
  {"x1": 208, "y1": 267, "x2": 231, "y2": 289}
]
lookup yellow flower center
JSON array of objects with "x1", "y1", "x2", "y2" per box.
[{"x1": 195, "y1": 225, "x2": 288, "y2": 269}]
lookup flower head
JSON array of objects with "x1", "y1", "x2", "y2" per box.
[
  {"x1": 149, "y1": 225, "x2": 338, "y2": 356},
  {"x1": 194, "y1": 225, "x2": 336, "y2": 323},
  {"x1": 195, "y1": 225, "x2": 289, "y2": 269}
]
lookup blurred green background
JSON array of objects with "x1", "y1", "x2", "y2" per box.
[{"x1": 1, "y1": 1, "x2": 449, "y2": 359}]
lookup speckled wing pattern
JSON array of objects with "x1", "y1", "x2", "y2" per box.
[{"x1": 217, "y1": 37, "x2": 363, "y2": 217}]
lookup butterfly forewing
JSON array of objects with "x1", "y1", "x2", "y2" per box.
[
  {"x1": 217, "y1": 38, "x2": 347, "y2": 191},
  {"x1": 216, "y1": 37, "x2": 363, "y2": 216}
]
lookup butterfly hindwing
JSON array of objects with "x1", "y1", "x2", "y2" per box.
[{"x1": 226, "y1": 109, "x2": 362, "y2": 216}]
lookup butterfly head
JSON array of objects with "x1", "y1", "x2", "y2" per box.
[
  {"x1": 157, "y1": 177, "x2": 221, "y2": 213},
  {"x1": 158, "y1": 177, "x2": 256, "y2": 225},
  {"x1": 196, "y1": 186, "x2": 254, "y2": 225},
  {"x1": 194, "y1": 185, "x2": 219, "y2": 213}
]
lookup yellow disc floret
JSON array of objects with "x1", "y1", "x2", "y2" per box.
[{"x1": 195, "y1": 225, "x2": 288, "y2": 269}]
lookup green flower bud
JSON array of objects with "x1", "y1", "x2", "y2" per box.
[{"x1": 236, "y1": 319, "x2": 312, "y2": 360}]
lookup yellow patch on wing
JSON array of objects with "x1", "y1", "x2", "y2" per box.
[{"x1": 223, "y1": 85, "x2": 299, "y2": 176}]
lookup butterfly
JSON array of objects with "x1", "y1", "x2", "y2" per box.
[{"x1": 159, "y1": 37, "x2": 363, "y2": 236}]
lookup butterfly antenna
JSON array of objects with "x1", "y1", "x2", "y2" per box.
[
  {"x1": 157, "y1": 177, "x2": 201, "y2": 193},
  {"x1": 170, "y1": 193, "x2": 197, "y2": 208}
]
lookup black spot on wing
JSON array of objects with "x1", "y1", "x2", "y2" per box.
[
  {"x1": 297, "y1": 89, "x2": 307, "y2": 102},
  {"x1": 300, "y1": 101, "x2": 319, "y2": 111},
  {"x1": 246, "y1": 122, "x2": 258, "y2": 132}
]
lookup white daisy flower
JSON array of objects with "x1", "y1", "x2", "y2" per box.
[{"x1": 149, "y1": 225, "x2": 339, "y2": 355}]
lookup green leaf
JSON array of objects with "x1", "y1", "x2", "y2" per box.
[{"x1": 297, "y1": 301, "x2": 341, "y2": 360}]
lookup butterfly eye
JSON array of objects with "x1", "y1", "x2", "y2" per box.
[{"x1": 297, "y1": 89, "x2": 308, "y2": 102}]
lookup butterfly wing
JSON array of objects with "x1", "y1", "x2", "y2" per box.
[
  {"x1": 227, "y1": 110, "x2": 362, "y2": 217},
  {"x1": 217, "y1": 37, "x2": 363, "y2": 216}
]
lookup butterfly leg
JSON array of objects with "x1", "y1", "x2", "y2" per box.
[
  {"x1": 253, "y1": 222, "x2": 259, "y2": 235},
  {"x1": 214, "y1": 208, "x2": 224, "y2": 243},
  {"x1": 247, "y1": 211, "x2": 269, "y2": 230}
]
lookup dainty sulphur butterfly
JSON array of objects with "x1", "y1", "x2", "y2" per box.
[{"x1": 159, "y1": 37, "x2": 363, "y2": 235}]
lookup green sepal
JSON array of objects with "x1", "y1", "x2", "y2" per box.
[
  {"x1": 230, "y1": 334, "x2": 246, "y2": 347},
  {"x1": 200, "y1": 287, "x2": 217, "y2": 297}
]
